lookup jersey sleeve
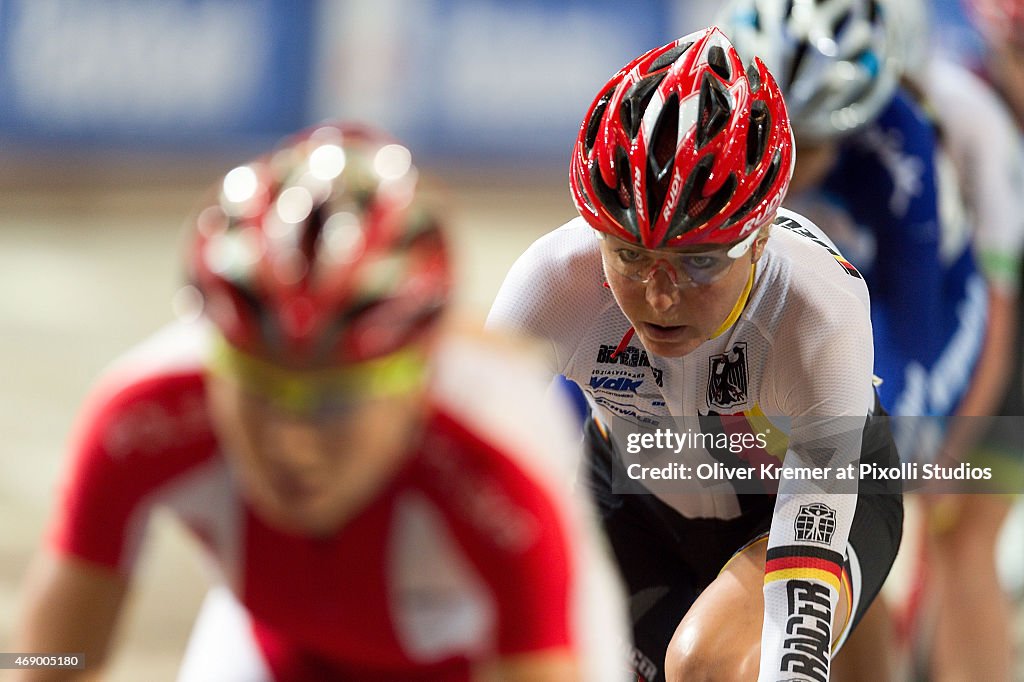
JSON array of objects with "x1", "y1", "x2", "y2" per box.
[
  {"x1": 757, "y1": 282, "x2": 875, "y2": 682},
  {"x1": 928, "y1": 59, "x2": 1024, "y2": 293},
  {"x1": 48, "y1": 370, "x2": 214, "y2": 575},
  {"x1": 485, "y1": 220, "x2": 604, "y2": 375}
]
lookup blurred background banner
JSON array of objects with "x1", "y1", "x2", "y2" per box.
[
  {"x1": 312, "y1": 0, "x2": 673, "y2": 163},
  {"x1": 0, "y1": 0, "x2": 315, "y2": 152},
  {"x1": 0, "y1": 0, "x2": 673, "y2": 163},
  {"x1": 0, "y1": 0, "x2": 985, "y2": 161}
]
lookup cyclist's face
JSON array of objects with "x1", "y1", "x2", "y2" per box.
[
  {"x1": 206, "y1": 369, "x2": 426, "y2": 537},
  {"x1": 600, "y1": 230, "x2": 768, "y2": 358}
]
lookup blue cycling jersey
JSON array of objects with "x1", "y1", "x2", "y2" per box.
[{"x1": 799, "y1": 89, "x2": 988, "y2": 420}]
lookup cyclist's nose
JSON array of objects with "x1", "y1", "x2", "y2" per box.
[
  {"x1": 644, "y1": 264, "x2": 681, "y2": 312},
  {"x1": 264, "y1": 418, "x2": 329, "y2": 471}
]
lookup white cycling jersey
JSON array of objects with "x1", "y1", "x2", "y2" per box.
[
  {"x1": 924, "y1": 56, "x2": 1024, "y2": 293},
  {"x1": 488, "y1": 207, "x2": 877, "y2": 682}
]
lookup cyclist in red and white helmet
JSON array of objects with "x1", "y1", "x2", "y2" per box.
[
  {"x1": 13, "y1": 122, "x2": 630, "y2": 682},
  {"x1": 489, "y1": 27, "x2": 902, "y2": 682},
  {"x1": 721, "y1": 0, "x2": 1023, "y2": 678},
  {"x1": 570, "y1": 26, "x2": 792, "y2": 251},
  {"x1": 190, "y1": 122, "x2": 451, "y2": 372}
]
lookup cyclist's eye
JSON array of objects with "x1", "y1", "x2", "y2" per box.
[
  {"x1": 616, "y1": 249, "x2": 647, "y2": 264},
  {"x1": 681, "y1": 255, "x2": 719, "y2": 270}
]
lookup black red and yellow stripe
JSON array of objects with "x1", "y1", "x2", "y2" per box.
[
  {"x1": 832, "y1": 254, "x2": 862, "y2": 279},
  {"x1": 765, "y1": 545, "x2": 854, "y2": 642},
  {"x1": 726, "y1": 538, "x2": 855, "y2": 651},
  {"x1": 765, "y1": 545, "x2": 845, "y2": 595}
]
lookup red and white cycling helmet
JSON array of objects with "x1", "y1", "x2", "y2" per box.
[
  {"x1": 570, "y1": 27, "x2": 794, "y2": 249},
  {"x1": 189, "y1": 122, "x2": 451, "y2": 368}
]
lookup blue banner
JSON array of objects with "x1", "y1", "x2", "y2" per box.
[
  {"x1": 0, "y1": 0, "x2": 676, "y2": 161},
  {"x1": 314, "y1": 0, "x2": 673, "y2": 163},
  {"x1": 0, "y1": 0, "x2": 315, "y2": 151}
]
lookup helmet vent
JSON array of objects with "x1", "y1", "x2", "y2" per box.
[
  {"x1": 651, "y1": 42, "x2": 693, "y2": 72},
  {"x1": 572, "y1": 164, "x2": 596, "y2": 213},
  {"x1": 707, "y1": 45, "x2": 732, "y2": 81},
  {"x1": 727, "y1": 149, "x2": 782, "y2": 228},
  {"x1": 664, "y1": 154, "x2": 738, "y2": 240},
  {"x1": 746, "y1": 61, "x2": 762, "y2": 93},
  {"x1": 300, "y1": 203, "x2": 327, "y2": 267},
  {"x1": 585, "y1": 90, "x2": 613, "y2": 152},
  {"x1": 746, "y1": 101, "x2": 770, "y2": 171},
  {"x1": 787, "y1": 40, "x2": 810, "y2": 91},
  {"x1": 833, "y1": 9, "x2": 853, "y2": 35},
  {"x1": 685, "y1": 169, "x2": 736, "y2": 224},
  {"x1": 588, "y1": 148, "x2": 639, "y2": 237},
  {"x1": 647, "y1": 93, "x2": 680, "y2": 220},
  {"x1": 230, "y1": 285, "x2": 276, "y2": 351},
  {"x1": 590, "y1": 164, "x2": 624, "y2": 215},
  {"x1": 615, "y1": 148, "x2": 633, "y2": 209},
  {"x1": 696, "y1": 73, "x2": 733, "y2": 149},
  {"x1": 621, "y1": 72, "x2": 668, "y2": 140},
  {"x1": 650, "y1": 93, "x2": 679, "y2": 176}
]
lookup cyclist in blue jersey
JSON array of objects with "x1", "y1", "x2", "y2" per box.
[
  {"x1": 906, "y1": 0, "x2": 1024, "y2": 678},
  {"x1": 721, "y1": 0, "x2": 988, "y2": 435},
  {"x1": 719, "y1": 0, "x2": 1002, "y2": 678},
  {"x1": 794, "y1": 96, "x2": 987, "y2": 431}
]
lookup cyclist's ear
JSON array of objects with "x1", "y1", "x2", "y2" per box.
[{"x1": 751, "y1": 223, "x2": 773, "y2": 263}]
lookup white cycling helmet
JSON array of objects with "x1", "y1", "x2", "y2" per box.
[
  {"x1": 718, "y1": 0, "x2": 902, "y2": 142},
  {"x1": 887, "y1": 0, "x2": 931, "y2": 81}
]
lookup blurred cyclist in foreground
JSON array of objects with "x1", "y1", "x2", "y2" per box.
[{"x1": 12, "y1": 122, "x2": 629, "y2": 682}]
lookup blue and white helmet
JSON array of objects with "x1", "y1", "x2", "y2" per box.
[{"x1": 718, "y1": 0, "x2": 902, "y2": 141}]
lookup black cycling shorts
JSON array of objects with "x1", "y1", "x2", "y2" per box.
[{"x1": 580, "y1": 396, "x2": 904, "y2": 682}]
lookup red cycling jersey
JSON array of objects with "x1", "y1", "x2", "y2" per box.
[{"x1": 49, "y1": 321, "x2": 627, "y2": 681}]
